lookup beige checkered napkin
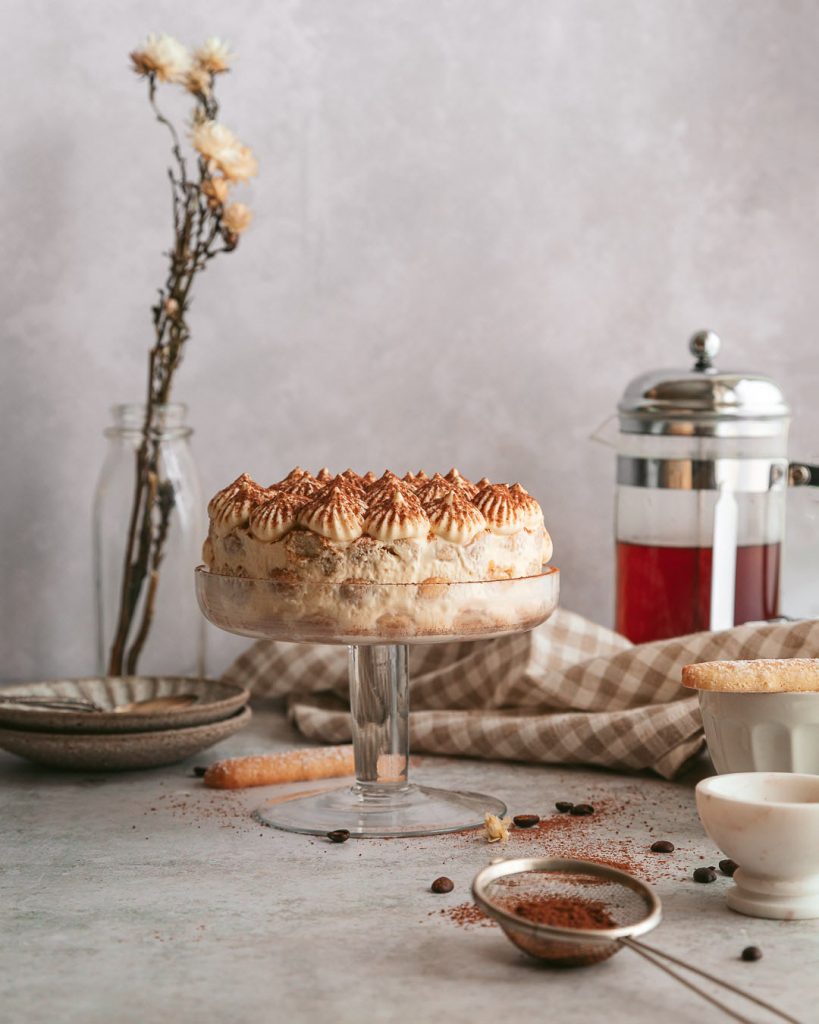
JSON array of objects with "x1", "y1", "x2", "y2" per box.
[{"x1": 223, "y1": 612, "x2": 819, "y2": 779}]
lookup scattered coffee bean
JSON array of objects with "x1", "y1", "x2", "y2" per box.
[
  {"x1": 327, "y1": 829, "x2": 350, "y2": 843},
  {"x1": 741, "y1": 946, "x2": 762, "y2": 962},
  {"x1": 192, "y1": 766, "x2": 208, "y2": 777},
  {"x1": 650, "y1": 840, "x2": 675, "y2": 853},
  {"x1": 719, "y1": 859, "x2": 739, "y2": 877},
  {"x1": 693, "y1": 866, "x2": 718, "y2": 883},
  {"x1": 431, "y1": 876, "x2": 454, "y2": 894},
  {"x1": 555, "y1": 801, "x2": 574, "y2": 813},
  {"x1": 513, "y1": 815, "x2": 540, "y2": 829},
  {"x1": 570, "y1": 804, "x2": 595, "y2": 816}
]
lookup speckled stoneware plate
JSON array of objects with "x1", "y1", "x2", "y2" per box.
[
  {"x1": 0, "y1": 677, "x2": 249, "y2": 734},
  {"x1": 0, "y1": 705, "x2": 252, "y2": 771}
]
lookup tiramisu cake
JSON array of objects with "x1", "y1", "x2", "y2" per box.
[{"x1": 201, "y1": 468, "x2": 555, "y2": 639}]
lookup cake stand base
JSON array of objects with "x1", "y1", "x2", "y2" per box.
[{"x1": 254, "y1": 782, "x2": 507, "y2": 838}]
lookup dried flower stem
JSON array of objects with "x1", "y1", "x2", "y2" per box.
[{"x1": 107, "y1": 60, "x2": 250, "y2": 675}]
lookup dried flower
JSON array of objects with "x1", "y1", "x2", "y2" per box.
[
  {"x1": 191, "y1": 120, "x2": 258, "y2": 182},
  {"x1": 222, "y1": 202, "x2": 252, "y2": 235},
  {"x1": 484, "y1": 813, "x2": 512, "y2": 843},
  {"x1": 185, "y1": 66, "x2": 211, "y2": 98},
  {"x1": 194, "y1": 37, "x2": 234, "y2": 74},
  {"x1": 130, "y1": 34, "x2": 191, "y2": 83},
  {"x1": 191, "y1": 120, "x2": 234, "y2": 161},
  {"x1": 201, "y1": 176, "x2": 230, "y2": 209},
  {"x1": 115, "y1": 31, "x2": 256, "y2": 679},
  {"x1": 218, "y1": 146, "x2": 258, "y2": 183}
]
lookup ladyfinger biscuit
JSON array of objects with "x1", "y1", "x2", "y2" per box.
[
  {"x1": 204, "y1": 745, "x2": 354, "y2": 789},
  {"x1": 682, "y1": 658, "x2": 819, "y2": 693}
]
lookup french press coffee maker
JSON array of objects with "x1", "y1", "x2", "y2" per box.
[{"x1": 612, "y1": 330, "x2": 818, "y2": 643}]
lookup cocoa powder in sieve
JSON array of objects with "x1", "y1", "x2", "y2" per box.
[{"x1": 511, "y1": 895, "x2": 616, "y2": 930}]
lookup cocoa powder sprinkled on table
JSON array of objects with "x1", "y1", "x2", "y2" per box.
[
  {"x1": 434, "y1": 903, "x2": 494, "y2": 928},
  {"x1": 497, "y1": 803, "x2": 646, "y2": 878},
  {"x1": 145, "y1": 790, "x2": 256, "y2": 832},
  {"x1": 471, "y1": 797, "x2": 686, "y2": 883}
]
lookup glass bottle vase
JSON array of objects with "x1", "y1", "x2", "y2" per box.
[{"x1": 93, "y1": 403, "x2": 206, "y2": 678}]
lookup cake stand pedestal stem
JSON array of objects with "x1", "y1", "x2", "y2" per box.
[
  {"x1": 253, "y1": 635, "x2": 506, "y2": 834},
  {"x1": 348, "y1": 644, "x2": 409, "y2": 791}
]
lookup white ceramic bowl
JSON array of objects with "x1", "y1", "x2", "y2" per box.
[
  {"x1": 699, "y1": 690, "x2": 819, "y2": 775},
  {"x1": 696, "y1": 772, "x2": 819, "y2": 919}
]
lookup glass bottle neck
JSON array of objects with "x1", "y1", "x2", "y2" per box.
[{"x1": 105, "y1": 403, "x2": 192, "y2": 440}]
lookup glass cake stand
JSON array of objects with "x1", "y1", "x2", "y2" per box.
[{"x1": 195, "y1": 565, "x2": 559, "y2": 837}]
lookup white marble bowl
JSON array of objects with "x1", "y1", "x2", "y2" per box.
[
  {"x1": 696, "y1": 772, "x2": 819, "y2": 919},
  {"x1": 699, "y1": 690, "x2": 819, "y2": 774}
]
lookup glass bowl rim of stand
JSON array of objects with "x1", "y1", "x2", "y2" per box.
[
  {"x1": 195, "y1": 564, "x2": 558, "y2": 588},
  {"x1": 194, "y1": 565, "x2": 559, "y2": 646}
]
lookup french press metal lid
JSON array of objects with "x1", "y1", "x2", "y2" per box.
[
  {"x1": 618, "y1": 330, "x2": 790, "y2": 438},
  {"x1": 616, "y1": 330, "x2": 817, "y2": 489}
]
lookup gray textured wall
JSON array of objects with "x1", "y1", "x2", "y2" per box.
[{"x1": 3, "y1": 0, "x2": 818, "y2": 681}]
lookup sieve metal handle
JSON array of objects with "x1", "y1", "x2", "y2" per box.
[{"x1": 622, "y1": 937, "x2": 802, "y2": 1024}]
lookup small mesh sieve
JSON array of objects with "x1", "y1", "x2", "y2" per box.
[{"x1": 472, "y1": 858, "x2": 801, "y2": 1024}]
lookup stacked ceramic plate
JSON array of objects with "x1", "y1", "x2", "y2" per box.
[{"x1": 0, "y1": 677, "x2": 251, "y2": 771}]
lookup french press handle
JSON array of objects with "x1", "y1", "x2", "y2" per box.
[{"x1": 789, "y1": 464, "x2": 819, "y2": 487}]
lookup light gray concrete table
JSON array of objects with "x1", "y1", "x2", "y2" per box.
[{"x1": 1, "y1": 701, "x2": 815, "y2": 1024}]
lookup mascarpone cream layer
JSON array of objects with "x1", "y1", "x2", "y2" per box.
[{"x1": 205, "y1": 524, "x2": 547, "y2": 585}]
